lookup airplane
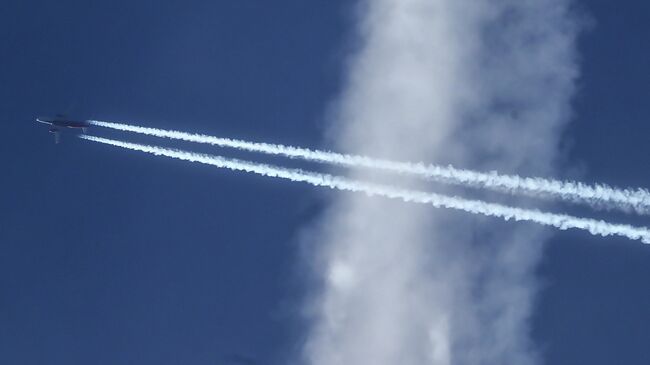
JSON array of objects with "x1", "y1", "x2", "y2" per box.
[{"x1": 36, "y1": 115, "x2": 90, "y2": 143}]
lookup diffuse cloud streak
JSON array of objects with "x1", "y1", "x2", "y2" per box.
[
  {"x1": 80, "y1": 135, "x2": 650, "y2": 244},
  {"x1": 88, "y1": 120, "x2": 650, "y2": 214}
]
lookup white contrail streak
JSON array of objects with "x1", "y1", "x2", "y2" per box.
[
  {"x1": 88, "y1": 120, "x2": 650, "y2": 214},
  {"x1": 80, "y1": 135, "x2": 650, "y2": 244}
]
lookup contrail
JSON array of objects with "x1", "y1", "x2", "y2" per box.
[
  {"x1": 80, "y1": 135, "x2": 650, "y2": 244},
  {"x1": 88, "y1": 120, "x2": 650, "y2": 214}
]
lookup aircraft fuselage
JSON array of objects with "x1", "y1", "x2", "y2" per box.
[
  {"x1": 36, "y1": 117, "x2": 90, "y2": 129},
  {"x1": 36, "y1": 116, "x2": 90, "y2": 143}
]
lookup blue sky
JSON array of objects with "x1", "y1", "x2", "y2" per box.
[{"x1": 1, "y1": 1, "x2": 649, "y2": 364}]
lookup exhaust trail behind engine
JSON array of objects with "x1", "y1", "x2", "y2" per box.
[
  {"x1": 80, "y1": 134, "x2": 650, "y2": 244},
  {"x1": 88, "y1": 120, "x2": 650, "y2": 214}
]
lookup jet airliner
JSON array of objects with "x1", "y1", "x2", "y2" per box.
[{"x1": 36, "y1": 115, "x2": 90, "y2": 143}]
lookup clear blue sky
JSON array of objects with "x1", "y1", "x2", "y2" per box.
[{"x1": 1, "y1": 1, "x2": 649, "y2": 364}]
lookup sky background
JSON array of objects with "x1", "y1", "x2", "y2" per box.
[{"x1": 1, "y1": 1, "x2": 649, "y2": 364}]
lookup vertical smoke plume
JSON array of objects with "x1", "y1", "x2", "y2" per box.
[{"x1": 303, "y1": 1, "x2": 579, "y2": 364}]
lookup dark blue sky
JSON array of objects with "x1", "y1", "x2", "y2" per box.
[{"x1": 1, "y1": 1, "x2": 649, "y2": 364}]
